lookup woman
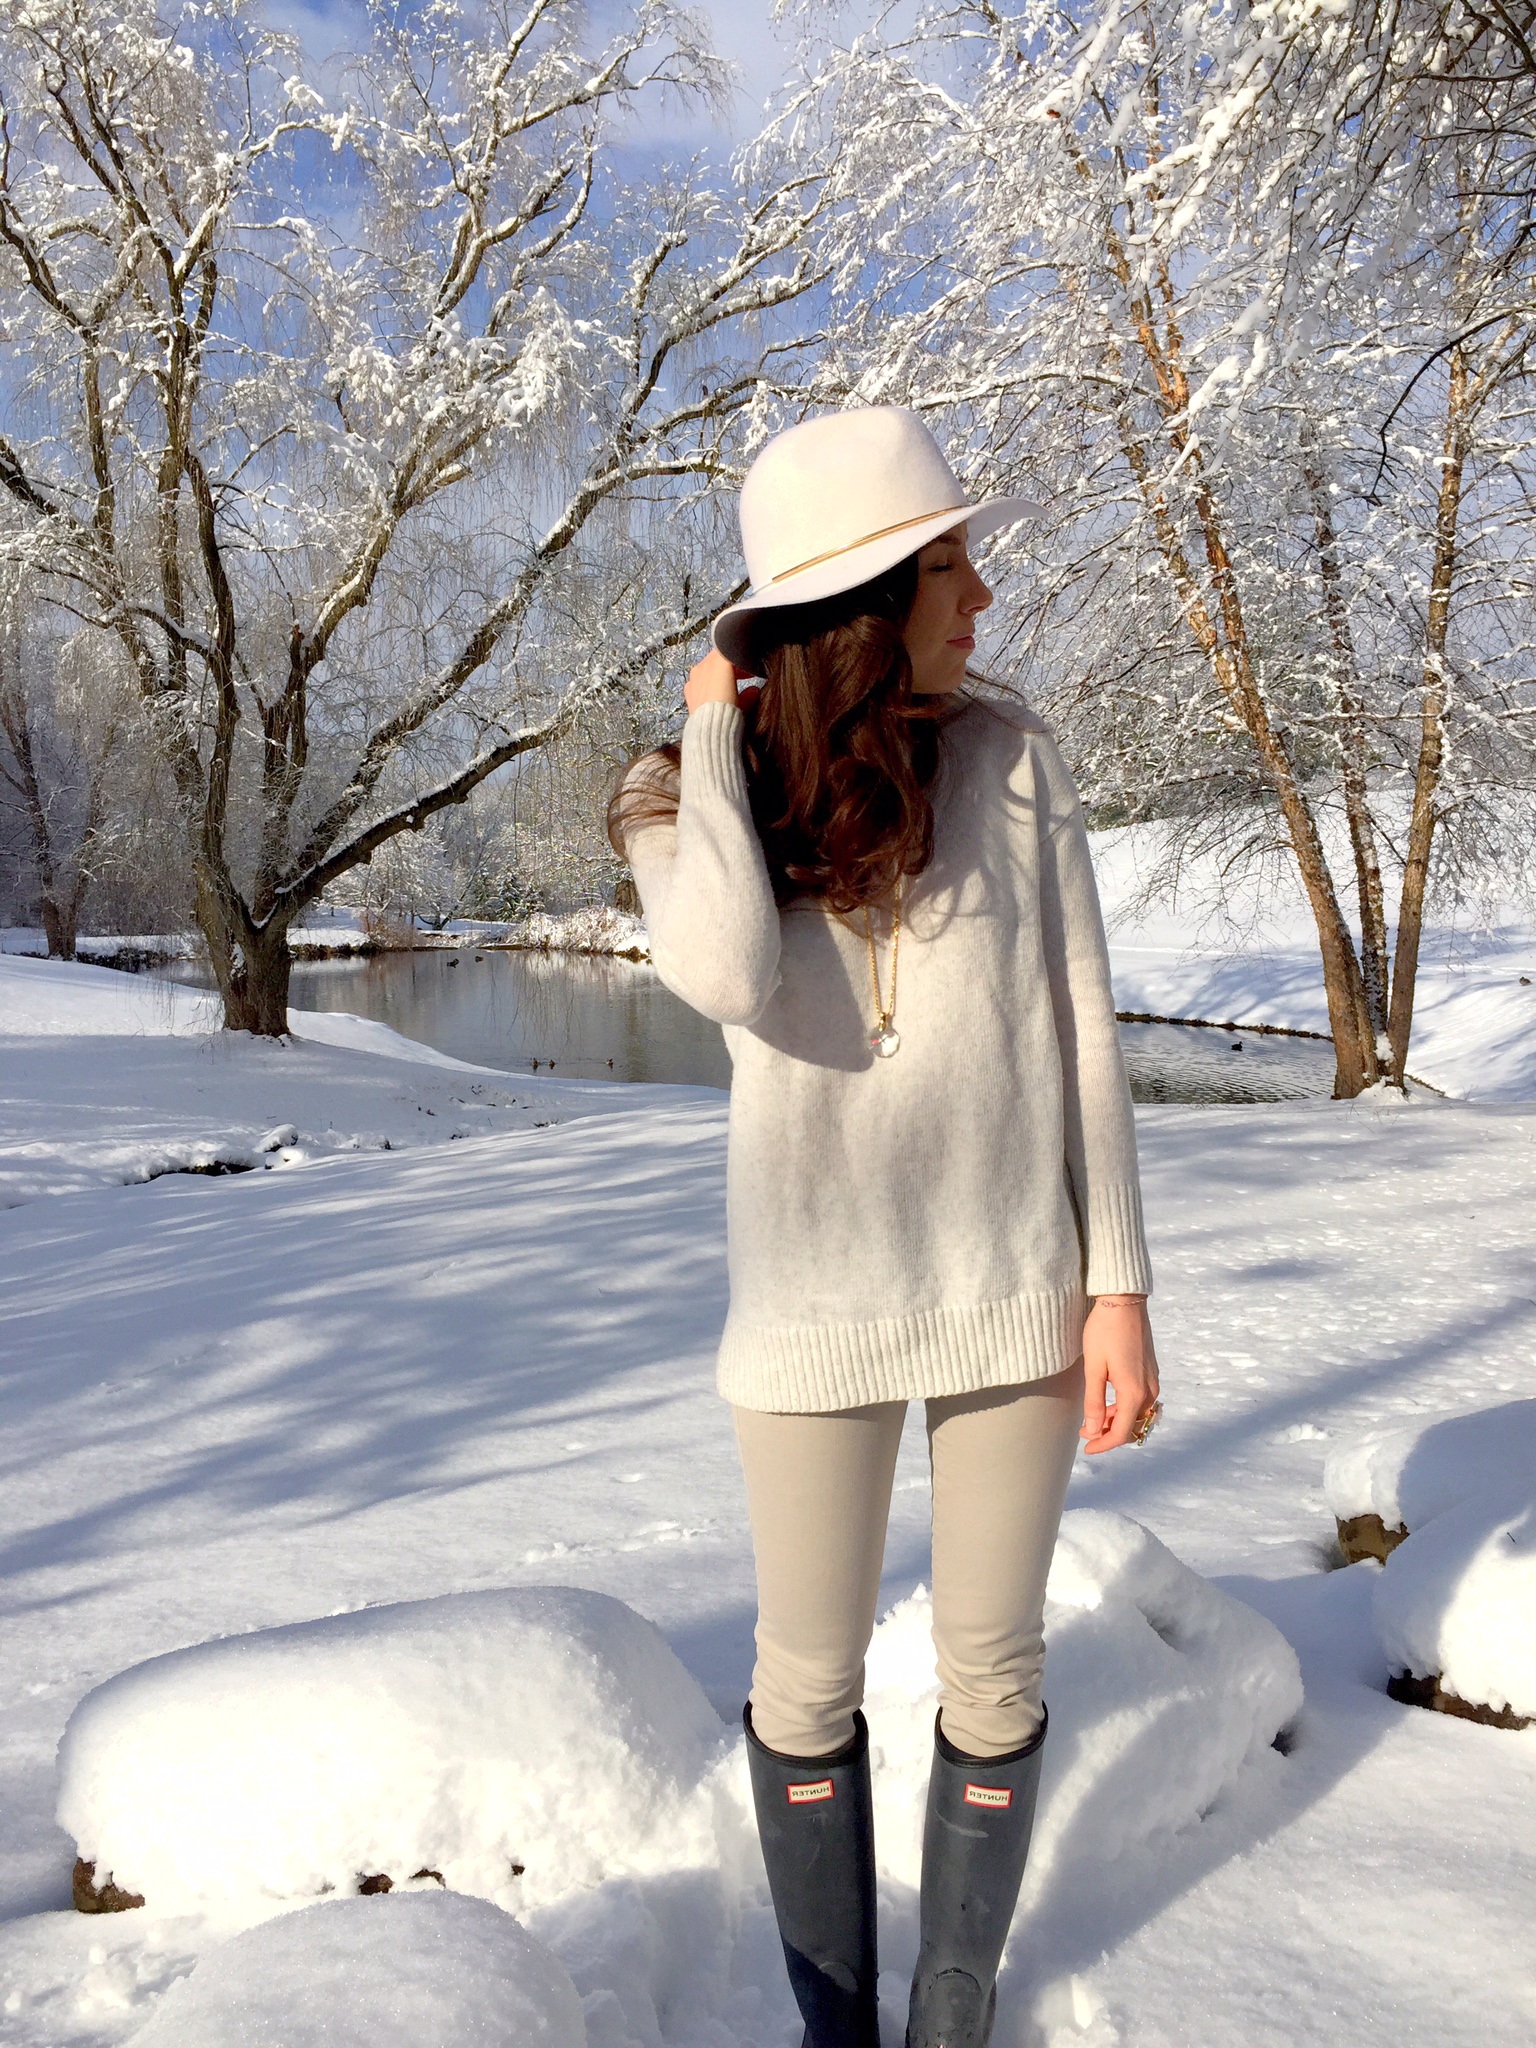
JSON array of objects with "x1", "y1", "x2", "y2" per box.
[{"x1": 611, "y1": 407, "x2": 1159, "y2": 2048}]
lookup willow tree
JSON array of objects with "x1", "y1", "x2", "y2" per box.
[{"x1": 0, "y1": 0, "x2": 823, "y2": 1029}]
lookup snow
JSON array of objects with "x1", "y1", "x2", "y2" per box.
[
  {"x1": 55, "y1": 1516, "x2": 1297, "y2": 1954},
  {"x1": 121, "y1": 1892, "x2": 586, "y2": 2046},
  {"x1": 2, "y1": 957, "x2": 1535, "y2": 2046},
  {"x1": 504, "y1": 908, "x2": 648, "y2": 959},
  {"x1": 1372, "y1": 1491, "x2": 1536, "y2": 1723},
  {"x1": 0, "y1": 932, "x2": 195, "y2": 965},
  {"x1": 59, "y1": 1587, "x2": 725, "y2": 1920},
  {"x1": 292, "y1": 905, "x2": 647, "y2": 958},
  {"x1": 1323, "y1": 1398, "x2": 1536, "y2": 1530},
  {"x1": 1323, "y1": 1403, "x2": 1536, "y2": 1720},
  {"x1": 860, "y1": 1512, "x2": 1301, "y2": 1896},
  {"x1": 0, "y1": 953, "x2": 714, "y2": 1207},
  {"x1": 0, "y1": 953, "x2": 220, "y2": 1037},
  {"x1": 1090, "y1": 825, "x2": 1536, "y2": 1102}
]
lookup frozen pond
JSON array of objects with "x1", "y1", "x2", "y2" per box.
[{"x1": 169, "y1": 948, "x2": 1337, "y2": 1102}]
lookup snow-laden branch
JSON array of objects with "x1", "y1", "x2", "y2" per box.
[{"x1": 262, "y1": 585, "x2": 743, "y2": 924}]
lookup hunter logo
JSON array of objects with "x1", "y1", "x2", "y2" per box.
[
  {"x1": 787, "y1": 1778, "x2": 835, "y2": 1805},
  {"x1": 964, "y1": 1783, "x2": 1013, "y2": 1810}
]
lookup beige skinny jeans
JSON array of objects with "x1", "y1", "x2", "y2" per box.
[{"x1": 733, "y1": 1362, "x2": 1083, "y2": 1761}]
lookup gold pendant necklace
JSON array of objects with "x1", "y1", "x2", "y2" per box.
[{"x1": 864, "y1": 881, "x2": 902, "y2": 1059}]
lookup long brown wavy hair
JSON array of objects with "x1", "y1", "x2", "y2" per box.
[{"x1": 609, "y1": 551, "x2": 953, "y2": 913}]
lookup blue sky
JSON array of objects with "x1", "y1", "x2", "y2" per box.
[{"x1": 267, "y1": 2, "x2": 798, "y2": 146}]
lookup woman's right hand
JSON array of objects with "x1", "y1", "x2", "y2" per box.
[
  {"x1": 1080, "y1": 1296, "x2": 1160, "y2": 1455},
  {"x1": 685, "y1": 647, "x2": 745, "y2": 714}
]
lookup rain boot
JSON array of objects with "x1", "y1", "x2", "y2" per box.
[
  {"x1": 744, "y1": 1703, "x2": 881, "y2": 2048},
  {"x1": 905, "y1": 1707, "x2": 1048, "y2": 2048}
]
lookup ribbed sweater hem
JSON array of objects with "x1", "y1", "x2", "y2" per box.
[{"x1": 717, "y1": 1283, "x2": 1089, "y2": 1414}]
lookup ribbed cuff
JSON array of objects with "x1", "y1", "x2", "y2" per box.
[
  {"x1": 681, "y1": 698, "x2": 749, "y2": 808},
  {"x1": 1084, "y1": 1183, "x2": 1154, "y2": 1298}
]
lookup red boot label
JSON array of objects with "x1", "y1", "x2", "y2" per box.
[
  {"x1": 786, "y1": 1779, "x2": 835, "y2": 1804},
  {"x1": 963, "y1": 1783, "x2": 1012, "y2": 1809}
]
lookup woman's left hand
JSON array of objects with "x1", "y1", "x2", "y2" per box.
[{"x1": 1080, "y1": 1296, "x2": 1160, "y2": 1455}]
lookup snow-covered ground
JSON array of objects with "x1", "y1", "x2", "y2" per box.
[
  {"x1": 0, "y1": 954, "x2": 705, "y2": 1208},
  {"x1": 1089, "y1": 825, "x2": 1536, "y2": 1102},
  {"x1": 1, "y1": 954, "x2": 1534, "y2": 2045}
]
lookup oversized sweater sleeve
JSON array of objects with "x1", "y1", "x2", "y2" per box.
[
  {"x1": 1032, "y1": 733, "x2": 1154, "y2": 1297},
  {"x1": 622, "y1": 698, "x2": 782, "y2": 1026}
]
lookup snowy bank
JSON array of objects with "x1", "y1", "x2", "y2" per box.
[
  {"x1": 0, "y1": 952, "x2": 715, "y2": 1207},
  {"x1": 283, "y1": 904, "x2": 649, "y2": 960},
  {"x1": 495, "y1": 906, "x2": 648, "y2": 958},
  {"x1": 122, "y1": 1892, "x2": 585, "y2": 2048},
  {"x1": 0, "y1": 928, "x2": 194, "y2": 969},
  {"x1": 1323, "y1": 1402, "x2": 1536, "y2": 1726},
  {"x1": 60, "y1": 1588, "x2": 726, "y2": 1919},
  {"x1": 859, "y1": 1512, "x2": 1302, "y2": 1896},
  {"x1": 3, "y1": 904, "x2": 647, "y2": 966},
  {"x1": 1092, "y1": 825, "x2": 1536, "y2": 1101},
  {"x1": 56, "y1": 1512, "x2": 1299, "y2": 2045}
]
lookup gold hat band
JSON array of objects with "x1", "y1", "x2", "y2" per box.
[{"x1": 763, "y1": 504, "x2": 971, "y2": 589}]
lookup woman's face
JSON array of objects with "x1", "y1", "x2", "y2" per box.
[{"x1": 902, "y1": 527, "x2": 992, "y2": 694}]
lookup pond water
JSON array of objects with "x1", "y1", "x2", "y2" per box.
[{"x1": 168, "y1": 948, "x2": 1337, "y2": 1103}]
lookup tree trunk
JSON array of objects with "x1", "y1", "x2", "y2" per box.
[
  {"x1": 223, "y1": 925, "x2": 294, "y2": 1036},
  {"x1": 0, "y1": 681, "x2": 84, "y2": 961},
  {"x1": 194, "y1": 864, "x2": 294, "y2": 1036},
  {"x1": 1097, "y1": 196, "x2": 1380, "y2": 1097},
  {"x1": 1117, "y1": 420, "x2": 1379, "y2": 1095},
  {"x1": 1186, "y1": 474, "x2": 1381, "y2": 1096},
  {"x1": 1386, "y1": 344, "x2": 1468, "y2": 1086},
  {"x1": 39, "y1": 894, "x2": 79, "y2": 961},
  {"x1": 1302, "y1": 434, "x2": 1391, "y2": 1051}
]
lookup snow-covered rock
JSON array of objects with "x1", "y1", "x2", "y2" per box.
[
  {"x1": 1372, "y1": 1489, "x2": 1536, "y2": 1726},
  {"x1": 55, "y1": 1510, "x2": 1302, "y2": 2041},
  {"x1": 1325, "y1": 1402, "x2": 1536, "y2": 1724},
  {"x1": 1324, "y1": 1399, "x2": 1536, "y2": 1534},
  {"x1": 121, "y1": 1892, "x2": 586, "y2": 2046},
  {"x1": 856, "y1": 1510, "x2": 1304, "y2": 1890},
  {"x1": 58, "y1": 1587, "x2": 727, "y2": 1918}
]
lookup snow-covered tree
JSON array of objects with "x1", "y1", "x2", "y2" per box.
[
  {"x1": 779, "y1": 0, "x2": 1536, "y2": 1094},
  {"x1": 0, "y1": 0, "x2": 823, "y2": 1029}
]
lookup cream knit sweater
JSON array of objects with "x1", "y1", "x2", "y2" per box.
[{"x1": 624, "y1": 692, "x2": 1152, "y2": 1414}]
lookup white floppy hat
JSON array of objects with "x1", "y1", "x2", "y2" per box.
[{"x1": 711, "y1": 406, "x2": 1042, "y2": 673}]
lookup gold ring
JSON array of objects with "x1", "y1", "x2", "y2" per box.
[{"x1": 1130, "y1": 1400, "x2": 1163, "y2": 1446}]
